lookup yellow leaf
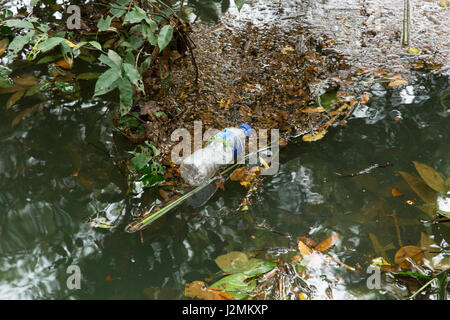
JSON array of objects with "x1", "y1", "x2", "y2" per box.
[
  {"x1": 65, "y1": 39, "x2": 78, "y2": 48},
  {"x1": 185, "y1": 281, "x2": 234, "y2": 300},
  {"x1": 298, "y1": 292, "x2": 308, "y2": 300},
  {"x1": 302, "y1": 129, "x2": 327, "y2": 142},
  {"x1": 298, "y1": 240, "x2": 313, "y2": 256},
  {"x1": 407, "y1": 47, "x2": 419, "y2": 54},
  {"x1": 388, "y1": 79, "x2": 407, "y2": 87},
  {"x1": 281, "y1": 45, "x2": 294, "y2": 54},
  {"x1": 439, "y1": 1, "x2": 449, "y2": 7},
  {"x1": 300, "y1": 107, "x2": 326, "y2": 113},
  {"x1": 315, "y1": 233, "x2": 338, "y2": 252},
  {"x1": 230, "y1": 167, "x2": 246, "y2": 181}
]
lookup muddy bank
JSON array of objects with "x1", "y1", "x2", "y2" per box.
[{"x1": 128, "y1": 0, "x2": 449, "y2": 178}]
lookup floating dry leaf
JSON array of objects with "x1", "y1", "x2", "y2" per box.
[
  {"x1": 388, "y1": 79, "x2": 407, "y2": 87},
  {"x1": 300, "y1": 107, "x2": 326, "y2": 113},
  {"x1": 298, "y1": 240, "x2": 313, "y2": 256},
  {"x1": 399, "y1": 171, "x2": 437, "y2": 204},
  {"x1": 394, "y1": 246, "x2": 424, "y2": 269},
  {"x1": 407, "y1": 47, "x2": 419, "y2": 54},
  {"x1": 184, "y1": 281, "x2": 234, "y2": 300},
  {"x1": 230, "y1": 167, "x2": 246, "y2": 181},
  {"x1": 302, "y1": 129, "x2": 327, "y2": 142},
  {"x1": 240, "y1": 166, "x2": 260, "y2": 188},
  {"x1": 412, "y1": 161, "x2": 446, "y2": 194},
  {"x1": 420, "y1": 232, "x2": 439, "y2": 262},
  {"x1": 315, "y1": 233, "x2": 338, "y2": 252}
]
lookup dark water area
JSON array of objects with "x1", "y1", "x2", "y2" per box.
[{"x1": 0, "y1": 0, "x2": 449, "y2": 300}]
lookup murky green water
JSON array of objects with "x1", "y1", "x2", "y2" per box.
[
  {"x1": 1, "y1": 0, "x2": 449, "y2": 300},
  {"x1": 1, "y1": 70, "x2": 448, "y2": 299}
]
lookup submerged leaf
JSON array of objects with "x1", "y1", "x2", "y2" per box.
[
  {"x1": 215, "y1": 252, "x2": 249, "y2": 273},
  {"x1": 302, "y1": 129, "x2": 327, "y2": 142},
  {"x1": 298, "y1": 240, "x2": 313, "y2": 256},
  {"x1": 394, "y1": 246, "x2": 424, "y2": 269},
  {"x1": 184, "y1": 281, "x2": 234, "y2": 300},
  {"x1": 315, "y1": 233, "x2": 338, "y2": 252},
  {"x1": 412, "y1": 161, "x2": 446, "y2": 194},
  {"x1": 399, "y1": 171, "x2": 437, "y2": 204}
]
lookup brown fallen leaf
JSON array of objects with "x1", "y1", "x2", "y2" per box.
[
  {"x1": 302, "y1": 129, "x2": 327, "y2": 142},
  {"x1": 56, "y1": 58, "x2": 74, "y2": 69},
  {"x1": 412, "y1": 161, "x2": 446, "y2": 194},
  {"x1": 184, "y1": 281, "x2": 234, "y2": 300},
  {"x1": 298, "y1": 240, "x2": 313, "y2": 256},
  {"x1": 300, "y1": 107, "x2": 326, "y2": 113},
  {"x1": 315, "y1": 233, "x2": 338, "y2": 252},
  {"x1": 230, "y1": 166, "x2": 246, "y2": 181},
  {"x1": 388, "y1": 79, "x2": 407, "y2": 87},
  {"x1": 360, "y1": 92, "x2": 370, "y2": 104},
  {"x1": 281, "y1": 45, "x2": 295, "y2": 54},
  {"x1": 394, "y1": 246, "x2": 424, "y2": 269},
  {"x1": 240, "y1": 166, "x2": 260, "y2": 188}
]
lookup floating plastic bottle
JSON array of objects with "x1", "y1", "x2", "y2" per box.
[{"x1": 180, "y1": 124, "x2": 252, "y2": 186}]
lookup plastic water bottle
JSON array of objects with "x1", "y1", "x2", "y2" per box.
[{"x1": 180, "y1": 124, "x2": 252, "y2": 186}]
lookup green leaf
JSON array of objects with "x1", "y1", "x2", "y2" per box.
[
  {"x1": 157, "y1": 25, "x2": 173, "y2": 51},
  {"x1": 4, "y1": 19, "x2": 34, "y2": 29},
  {"x1": 37, "y1": 37, "x2": 65, "y2": 53},
  {"x1": 234, "y1": 0, "x2": 245, "y2": 11},
  {"x1": 122, "y1": 63, "x2": 143, "y2": 91},
  {"x1": 123, "y1": 7, "x2": 148, "y2": 24},
  {"x1": 210, "y1": 273, "x2": 256, "y2": 300},
  {"x1": 399, "y1": 171, "x2": 437, "y2": 204},
  {"x1": 437, "y1": 272, "x2": 448, "y2": 300},
  {"x1": 319, "y1": 89, "x2": 339, "y2": 110},
  {"x1": 89, "y1": 41, "x2": 102, "y2": 51},
  {"x1": 130, "y1": 151, "x2": 152, "y2": 171},
  {"x1": 37, "y1": 55, "x2": 60, "y2": 64},
  {"x1": 107, "y1": 49, "x2": 123, "y2": 67},
  {"x1": 118, "y1": 78, "x2": 133, "y2": 116},
  {"x1": 8, "y1": 30, "x2": 35, "y2": 53},
  {"x1": 391, "y1": 271, "x2": 430, "y2": 280},
  {"x1": 0, "y1": 66, "x2": 13, "y2": 88},
  {"x1": 142, "y1": 20, "x2": 158, "y2": 46},
  {"x1": 93, "y1": 68, "x2": 120, "y2": 96},
  {"x1": 242, "y1": 260, "x2": 277, "y2": 277},
  {"x1": 99, "y1": 53, "x2": 121, "y2": 71},
  {"x1": 413, "y1": 161, "x2": 446, "y2": 194},
  {"x1": 97, "y1": 15, "x2": 113, "y2": 32},
  {"x1": 25, "y1": 81, "x2": 51, "y2": 96}
]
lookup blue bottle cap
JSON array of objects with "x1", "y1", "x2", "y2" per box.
[{"x1": 239, "y1": 124, "x2": 252, "y2": 137}]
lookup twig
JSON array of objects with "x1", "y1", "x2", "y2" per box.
[
  {"x1": 402, "y1": 0, "x2": 410, "y2": 46},
  {"x1": 390, "y1": 210, "x2": 403, "y2": 247}
]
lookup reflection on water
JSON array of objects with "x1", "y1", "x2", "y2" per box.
[{"x1": 0, "y1": 71, "x2": 449, "y2": 299}]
